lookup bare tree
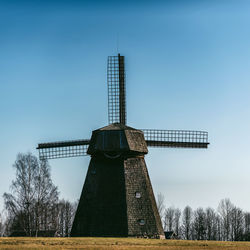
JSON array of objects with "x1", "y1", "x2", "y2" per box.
[
  {"x1": 0, "y1": 213, "x2": 4, "y2": 237},
  {"x1": 215, "y1": 214, "x2": 222, "y2": 241},
  {"x1": 218, "y1": 198, "x2": 234, "y2": 241},
  {"x1": 192, "y1": 208, "x2": 206, "y2": 240},
  {"x1": 3, "y1": 153, "x2": 58, "y2": 236},
  {"x1": 3, "y1": 153, "x2": 38, "y2": 235},
  {"x1": 174, "y1": 208, "x2": 181, "y2": 237},
  {"x1": 244, "y1": 212, "x2": 250, "y2": 240},
  {"x1": 164, "y1": 206, "x2": 175, "y2": 231},
  {"x1": 156, "y1": 193, "x2": 165, "y2": 225},
  {"x1": 231, "y1": 206, "x2": 244, "y2": 241},
  {"x1": 57, "y1": 200, "x2": 76, "y2": 237},
  {"x1": 33, "y1": 159, "x2": 59, "y2": 236},
  {"x1": 205, "y1": 207, "x2": 217, "y2": 240},
  {"x1": 182, "y1": 206, "x2": 192, "y2": 240}
]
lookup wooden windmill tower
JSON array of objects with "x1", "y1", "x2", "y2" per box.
[{"x1": 37, "y1": 54, "x2": 209, "y2": 238}]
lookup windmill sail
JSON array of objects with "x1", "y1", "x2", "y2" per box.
[
  {"x1": 107, "y1": 54, "x2": 126, "y2": 125},
  {"x1": 142, "y1": 129, "x2": 209, "y2": 148},
  {"x1": 37, "y1": 139, "x2": 90, "y2": 159}
]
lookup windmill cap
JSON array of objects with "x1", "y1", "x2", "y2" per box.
[
  {"x1": 87, "y1": 123, "x2": 148, "y2": 155},
  {"x1": 96, "y1": 123, "x2": 137, "y2": 131}
]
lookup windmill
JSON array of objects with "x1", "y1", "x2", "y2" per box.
[{"x1": 37, "y1": 54, "x2": 209, "y2": 238}]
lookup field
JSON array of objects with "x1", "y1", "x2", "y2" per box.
[{"x1": 1, "y1": 238, "x2": 250, "y2": 249}]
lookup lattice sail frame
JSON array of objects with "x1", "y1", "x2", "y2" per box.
[
  {"x1": 37, "y1": 139, "x2": 90, "y2": 160},
  {"x1": 107, "y1": 54, "x2": 126, "y2": 125},
  {"x1": 142, "y1": 129, "x2": 208, "y2": 148}
]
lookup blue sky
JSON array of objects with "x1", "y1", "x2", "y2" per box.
[{"x1": 1, "y1": 0, "x2": 250, "y2": 212}]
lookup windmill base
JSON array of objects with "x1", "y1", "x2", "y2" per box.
[{"x1": 70, "y1": 156, "x2": 164, "y2": 238}]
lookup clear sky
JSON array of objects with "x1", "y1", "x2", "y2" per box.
[{"x1": 1, "y1": 0, "x2": 250, "y2": 213}]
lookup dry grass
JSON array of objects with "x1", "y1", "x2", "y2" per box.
[{"x1": 1, "y1": 237, "x2": 250, "y2": 249}]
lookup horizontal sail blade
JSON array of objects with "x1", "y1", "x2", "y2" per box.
[
  {"x1": 146, "y1": 140, "x2": 208, "y2": 148},
  {"x1": 37, "y1": 139, "x2": 90, "y2": 160},
  {"x1": 142, "y1": 129, "x2": 209, "y2": 148}
]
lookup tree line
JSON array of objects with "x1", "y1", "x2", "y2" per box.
[
  {"x1": 157, "y1": 193, "x2": 250, "y2": 241},
  {"x1": 0, "y1": 153, "x2": 77, "y2": 237},
  {"x1": 1, "y1": 152, "x2": 250, "y2": 241}
]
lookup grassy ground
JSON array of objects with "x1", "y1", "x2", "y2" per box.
[{"x1": 1, "y1": 237, "x2": 250, "y2": 249}]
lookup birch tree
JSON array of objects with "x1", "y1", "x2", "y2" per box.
[
  {"x1": 192, "y1": 208, "x2": 206, "y2": 240},
  {"x1": 174, "y1": 208, "x2": 181, "y2": 237},
  {"x1": 0, "y1": 213, "x2": 4, "y2": 237},
  {"x1": 3, "y1": 153, "x2": 58, "y2": 236},
  {"x1": 156, "y1": 193, "x2": 165, "y2": 225},
  {"x1": 205, "y1": 207, "x2": 217, "y2": 240},
  {"x1": 182, "y1": 206, "x2": 192, "y2": 240},
  {"x1": 231, "y1": 206, "x2": 244, "y2": 241},
  {"x1": 164, "y1": 207, "x2": 175, "y2": 231},
  {"x1": 218, "y1": 198, "x2": 233, "y2": 241}
]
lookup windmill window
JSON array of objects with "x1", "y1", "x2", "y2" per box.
[
  {"x1": 135, "y1": 192, "x2": 141, "y2": 198},
  {"x1": 138, "y1": 219, "x2": 145, "y2": 226}
]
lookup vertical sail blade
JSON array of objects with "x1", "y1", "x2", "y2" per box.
[
  {"x1": 107, "y1": 54, "x2": 126, "y2": 124},
  {"x1": 118, "y1": 54, "x2": 126, "y2": 125}
]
